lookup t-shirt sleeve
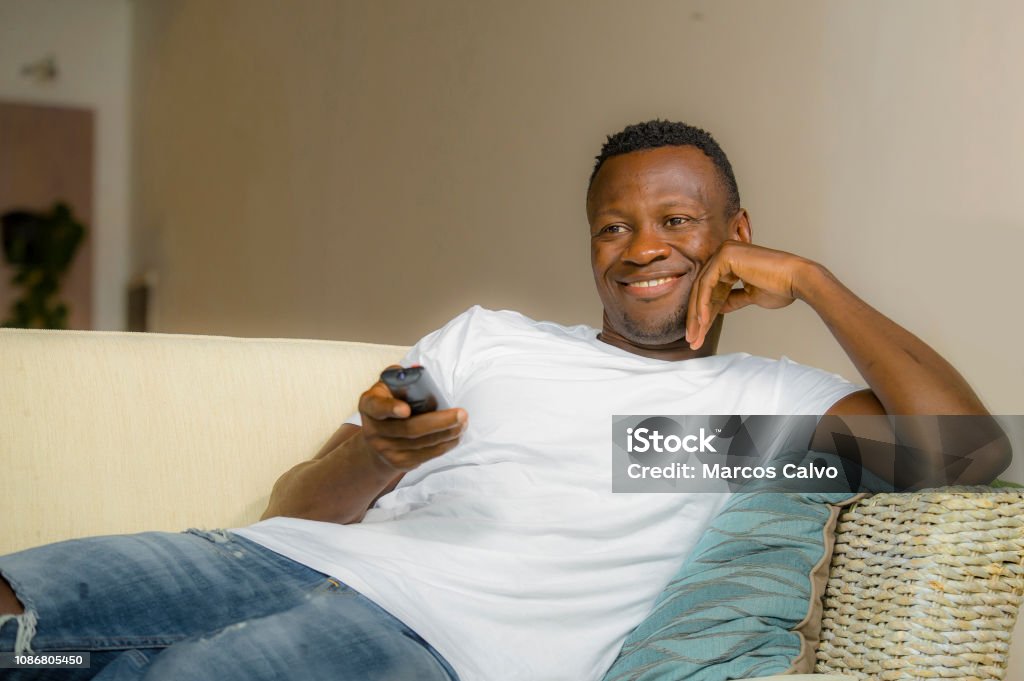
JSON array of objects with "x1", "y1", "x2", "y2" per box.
[
  {"x1": 776, "y1": 356, "x2": 864, "y2": 415},
  {"x1": 342, "y1": 306, "x2": 480, "y2": 427},
  {"x1": 747, "y1": 357, "x2": 866, "y2": 460}
]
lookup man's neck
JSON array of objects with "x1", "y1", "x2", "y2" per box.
[{"x1": 596, "y1": 316, "x2": 724, "y2": 362}]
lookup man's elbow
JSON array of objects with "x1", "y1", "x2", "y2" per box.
[
  {"x1": 895, "y1": 416, "x2": 1013, "y2": 489},
  {"x1": 948, "y1": 419, "x2": 1013, "y2": 487},
  {"x1": 991, "y1": 434, "x2": 1014, "y2": 481}
]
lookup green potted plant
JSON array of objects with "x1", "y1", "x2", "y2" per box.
[{"x1": 1, "y1": 201, "x2": 86, "y2": 329}]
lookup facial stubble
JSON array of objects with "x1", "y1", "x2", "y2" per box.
[{"x1": 619, "y1": 300, "x2": 690, "y2": 345}]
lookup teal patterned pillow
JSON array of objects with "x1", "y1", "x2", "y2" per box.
[{"x1": 602, "y1": 483, "x2": 864, "y2": 681}]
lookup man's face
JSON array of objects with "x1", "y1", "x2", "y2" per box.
[{"x1": 587, "y1": 145, "x2": 748, "y2": 346}]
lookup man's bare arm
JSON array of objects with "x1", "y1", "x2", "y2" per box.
[
  {"x1": 261, "y1": 374, "x2": 468, "y2": 524},
  {"x1": 260, "y1": 425, "x2": 399, "y2": 524},
  {"x1": 798, "y1": 265, "x2": 1011, "y2": 486},
  {"x1": 686, "y1": 242, "x2": 1011, "y2": 487},
  {"x1": 797, "y1": 264, "x2": 986, "y2": 417}
]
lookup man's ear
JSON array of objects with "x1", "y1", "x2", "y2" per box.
[{"x1": 730, "y1": 209, "x2": 752, "y2": 243}]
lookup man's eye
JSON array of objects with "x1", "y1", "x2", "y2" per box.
[
  {"x1": 601, "y1": 224, "x2": 626, "y2": 235},
  {"x1": 667, "y1": 217, "x2": 691, "y2": 227}
]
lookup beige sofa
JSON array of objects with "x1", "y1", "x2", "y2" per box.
[{"x1": 3, "y1": 327, "x2": 1022, "y2": 680}]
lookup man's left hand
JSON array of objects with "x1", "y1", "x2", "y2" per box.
[{"x1": 685, "y1": 241, "x2": 818, "y2": 350}]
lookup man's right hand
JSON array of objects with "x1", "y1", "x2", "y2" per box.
[
  {"x1": 260, "y1": 367, "x2": 468, "y2": 524},
  {"x1": 358, "y1": 367, "x2": 468, "y2": 473}
]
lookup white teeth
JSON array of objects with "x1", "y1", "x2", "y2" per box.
[{"x1": 627, "y1": 276, "x2": 676, "y2": 288}]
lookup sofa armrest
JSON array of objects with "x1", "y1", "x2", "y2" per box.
[{"x1": 818, "y1": 488, "x2": 1024, "y2": 679}]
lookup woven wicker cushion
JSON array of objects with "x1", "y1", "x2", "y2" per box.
[{"x1": 602, "y1": 485, "x2": 864, "y2": 681}]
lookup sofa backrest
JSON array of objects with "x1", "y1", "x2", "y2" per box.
[{"x1": 0, "y1": 328, "x2": 407, "y2": 554}]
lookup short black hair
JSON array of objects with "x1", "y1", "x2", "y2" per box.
[{"x1": 588, "y1": 119, "x2": 741, "y2": 217}]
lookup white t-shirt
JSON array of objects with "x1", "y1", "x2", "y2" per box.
[{"x1": 232, "y1": 306, "x2": 860, "y2": 681}]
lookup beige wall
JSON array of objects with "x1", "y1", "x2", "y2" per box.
[
  {"x1": 130, "y1": 1, "x2": 1023, "y2": 436},
  {"x1": 0, "y1": 0, "x2": 132, "y2": 330}
]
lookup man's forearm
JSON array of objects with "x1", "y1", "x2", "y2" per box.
[
  {"x1": 797, "y1": 262, "x2": 1010, "y2": 485},
  {"x1": 797, "y1": 261, "x2": 987, "y2": 415},
  {"x1": 260, "y1": 432, "x2": 399, "y2": 524}
]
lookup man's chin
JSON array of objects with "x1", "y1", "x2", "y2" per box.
[{"x1": 618, "y1": 313, "x2": 689, "y2": 347}]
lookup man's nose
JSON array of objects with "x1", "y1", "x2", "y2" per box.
[{"x1": 622, "y1": 227, "x2": 671, "y2": 265}]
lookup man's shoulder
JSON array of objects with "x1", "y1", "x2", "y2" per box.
[
  {"x1": 705, "y1": 353, "x2": 850, "y2": 383},
  {"x1": 442, "y1": 305, "x2": 597, "y2": 340},
  {"x1": 697, "y1": 352, "x2": 782, "y2": 371},
  {"x1": 711, "y1": 353, "x2": 827, "y2": 371}
]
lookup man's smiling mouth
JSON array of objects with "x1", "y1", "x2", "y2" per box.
[
  {"x1": 619, "y1": 275, "x2": 684, "y2": 297},
  {"x1": 625, "y1": 276, "x2": 678, "y2": 288}
]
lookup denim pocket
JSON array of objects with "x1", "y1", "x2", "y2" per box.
[{"x1": 182, "y1": 528, "x2": 345, "y2": 598}]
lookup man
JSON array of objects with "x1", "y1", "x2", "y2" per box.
[{"x1": 0, "y1": 120, "x2": 1008, "y2": 681}]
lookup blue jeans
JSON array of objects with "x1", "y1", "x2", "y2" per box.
[{"x1": 0, "y1": 529, "x2": 459, "y2": 681}]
